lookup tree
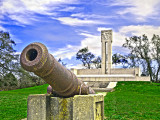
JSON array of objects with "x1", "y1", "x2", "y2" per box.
[
  {"x1": 112, "y1": 53, "x2": 128, "y2": 68},
  {"x1": 2, "y1": 72, "x2": 18, "y2": 88},
  {"x1": 125, "y1": 54, "x2": 139, "y2": 68},
  {"x1": 0, "y1": 31, "x2": 19, "y2": 76},
  {"x1": 17, "y1": 67, "x2": 46, "y2": 88},
  {"x1": 0, "y1": 31, "x2": 47, "y2": 90},
  {"x1": 151, "y1": 35, "x2": 160, "y2": 81},
  {"x1": 76, "y1": 47, "x2": 95, "y2": 69},
  {"x1": 123, "y1": 34, "x2": 160, "y2": 82},
  {"x1": 92, "y1": 56, "x2": 101, "y2": 68}
]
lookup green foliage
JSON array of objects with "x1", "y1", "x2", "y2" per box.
[
  {"x1": 0, "y1": 72, "x2": 19, "y2": 91},
  {"x1": 3, "y1": 73, "x2": 18, "y2": 87},
  {"x1": 17, "y1": 68, "x2": 36, "y2": 88},
  {"x1": 17, "y1": 67, "x2": 46, "y2": 89},
  {"x1": 112, "y1": 53, "x2": 128, "y2": 68},
  {"x1": 123, "y1": 34, "x2": 160, "y2": 82},
  {"x1": 112, "y1": 53, "x2": 121, "y2": 64},
  {"x1": 92, "y1": 56, "x2": 101, "y2": 68},
  {"x1": 76, "y1": 47, "x2": 102, "y2": 69},
  {"x1": 0, "y1": 31, "x2": 18, "y2": 76},
  {"x1": 0, "y1": 31, "x2": 46, "y2": 90},
  {"x1": 104, "y1": 81, "x2": 160, "y2": 119},
  {"x1": 76, "y1": 47, "x2": 95, "y2": 69}
]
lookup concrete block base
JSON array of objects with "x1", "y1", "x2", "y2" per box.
[{"x1": 27, "y1": 94, "x2": 104, "y2": 120}]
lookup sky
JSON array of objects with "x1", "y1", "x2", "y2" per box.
[{"x1": 1, "y1": 0, "x2": 160, "y2": 68}]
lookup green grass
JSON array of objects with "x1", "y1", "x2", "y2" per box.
[
  {"x1": 0, "y1": 84, "x2": 49, "y2": 120},
  {"x1": 104, "y1": 81, "x2": 160, "y2": 120},
  {"x1": 0, "y1": 82, "x2": 160, "y2": 120}
]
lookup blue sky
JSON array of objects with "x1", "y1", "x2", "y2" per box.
[{"x1": 1, "y1": 0, "x2": 160, "y2": 68}]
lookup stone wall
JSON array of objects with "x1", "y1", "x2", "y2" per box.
[
  {"x1": 110, "y1": 67, "x2": 141, "y2": 76},
  {"x1": 77, "y1": 69, "x2": 102, "y2": 75},
  {"x1": 70, "y1": 68, "x2": 102, "y2": 75},
  {"x1": 71, "y1": 67, "x2": 141, "y2": 76}
]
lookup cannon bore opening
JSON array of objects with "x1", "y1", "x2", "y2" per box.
[{"x1": 26, "y1": 49, "x2": 38, "y2": 61}]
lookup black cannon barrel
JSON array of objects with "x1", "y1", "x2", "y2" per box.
[{"x1": 20, "y1": 42, "x2": 95, "y2": 97}]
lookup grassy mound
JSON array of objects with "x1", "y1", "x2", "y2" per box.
[
  {"x1": 104, "y1": 81, "x2": 160, "y2": 120},
  {"x1": 0, "y1": 82, "x2": 160, "y2": 120}
]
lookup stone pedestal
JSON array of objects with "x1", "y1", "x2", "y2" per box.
[{"x1": 27, "y1": 94, "x2": 104, "y2": 120}]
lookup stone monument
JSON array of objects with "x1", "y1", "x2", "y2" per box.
[{"x1": 71, "y1": 30, "x2": 150, "y2": 92}]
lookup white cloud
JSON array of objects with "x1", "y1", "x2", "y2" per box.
[
  {"x1": 8, "y1": 14, "x2": 37, "y2": 25},
  {"x1": 80, "y1": 33, "x2": 101, "y2": 56},
  {"x1": 50, "y1": 32, "x2": 101, "y2": 60},
  {"x1": 51, "y1": 30, "x2": 101, "y2": 60},
  {"x1": 2, "y1": 0, "x2": 111, "y2": 27},
  {"x1": 110, "y1": 0, "x2": 160, "y2": 21},
  {"x1": 59, "y1": 7, "x2": 76, "y2": 11},
  {"x1": 0, "y1": 0, "x2": 77, "y2": 25},
  {"x1": 1, "y1": 1, "x2": 25, "y2": 14},
  {"x1": 52, "y1": 25, "x2": 160, "y2": 61},
  {"x1": 52, "y1": 44, "x2": 80, "y2": 60},
  {"x1": 112, "y1": 32, "x2": 126, "y2": 46},
  {"x1": 97, "y1": 27, "x2": 112, "y2": 32},
  {"x1": 71, "y1": 13, "x2": 115, "y2": 19},
  {"x1": 67, "y1": 63, "x2": 85, "y2": 69},
  {"x1": 0, "y1": 25, "x2": 6, "y2": 31},
  {"x1": 113, "y1": 25, "x2": 160, "y2": 46},
  {"x1": 54, "y1": 17, "x2": 105, "y2": 26},
  {"x1": 119, "y1": 25, "x2": 160, "y2": 38}
]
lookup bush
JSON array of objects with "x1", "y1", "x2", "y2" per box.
[{"x1": 2, "y1": 73, "x2": 18, "y2": 88}]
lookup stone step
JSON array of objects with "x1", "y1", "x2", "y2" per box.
[
  {"x1": 93, "y1": 88, "x2": 113, "y2": 92},
  {"x1": 107, "y1": 82, "x2": 117, "y2": 88}
]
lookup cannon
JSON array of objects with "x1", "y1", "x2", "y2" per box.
[{"x1": 20, "y1": 42, "x2": 95, "y2": 97}]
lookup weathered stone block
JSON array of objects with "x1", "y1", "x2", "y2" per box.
[
  {"x1": 27, "y1": 94, "x2": 50, "y2": 120},
  {"x1": 50, "y1": 97, "x2": 73, "y2": 120},
  {"x1": 73, "y1": 94, "x2": 104, "y2": 120},
  {"x1": 27, "y1": 94, "x2": 104, "y2": 120}
]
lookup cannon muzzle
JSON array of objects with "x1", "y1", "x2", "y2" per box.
[{"x1": 20, "y1": 42, "x2": 95, "y2": 97}]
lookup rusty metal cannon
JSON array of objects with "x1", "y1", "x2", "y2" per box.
[{"x1": 20, "y1": 42, "x2": 95, "y2": 97}]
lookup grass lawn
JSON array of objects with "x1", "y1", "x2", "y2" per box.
[
  {"x1": 0, "y1": 82, "x2": 160, "y2": 120},
  {"x1": 104, "y1": 81, "x2": 160, "y2": 120},
  {"x1": 0, "y1": 84, "x2": 49, "y2": 120}
]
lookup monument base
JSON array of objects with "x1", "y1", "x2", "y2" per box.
[{"x1": 27, "y1": 94, "x2": 104, "y2": 120}]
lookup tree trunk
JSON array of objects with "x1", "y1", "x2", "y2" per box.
[
  {"x1": 155, "y1": 65, "x2": 160, "y2": 82},
  {"x1": 146, "y1": 60, "x2": 153, "y2": 81},
  {"x1": 88, "y1": 63, "x2": 90, "y2": 69}
]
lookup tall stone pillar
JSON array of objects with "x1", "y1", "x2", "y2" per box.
[{"x1": 101, "y1": 30, "x2": 112, "y2": 74}]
